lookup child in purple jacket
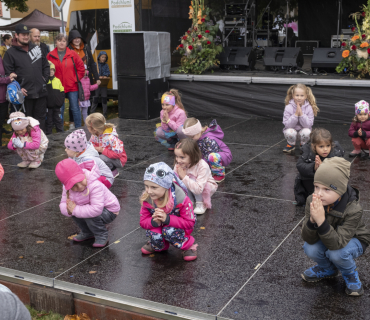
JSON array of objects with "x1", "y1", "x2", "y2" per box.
[
  {"x1": 282, "y1": 83, "x2": 319, "y2": 154},
  {"x1": 183, "y1": 118, "x2": 232, "y2": 183}
]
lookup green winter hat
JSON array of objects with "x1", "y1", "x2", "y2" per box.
[{"x1": 314, "y1": 157, "x2": 350, "y2": 196}]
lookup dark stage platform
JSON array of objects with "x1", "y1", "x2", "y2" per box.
[{"x1": 0, "y1": 115, "x2": 370, "y2": 319}]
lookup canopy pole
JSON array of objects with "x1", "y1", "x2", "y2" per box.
[{"x1": 61, "y1": 10, "x2": 64, "y2": 33}]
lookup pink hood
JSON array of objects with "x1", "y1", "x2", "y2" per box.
[{"x1": 59, "y1": 160, "x2": 120, "y2": 218}]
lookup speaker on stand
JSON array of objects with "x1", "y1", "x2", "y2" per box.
[
  {"x1": 263, "y1": 47, "x2": 304, "y2": 72},
  {"x1": 311, "y1": 48, "x2": 342, "y2": 73}
]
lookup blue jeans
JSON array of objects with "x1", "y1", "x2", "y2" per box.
[
  {"x1": 63, "y1": 91, "x2": 81, "y2": 128},
  {"x1": 303, "y1": 239, "x2": 363, "y2": 274}
]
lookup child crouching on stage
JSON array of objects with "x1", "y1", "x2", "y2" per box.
[
  {"x1": 7, "y1": 112, "x2": 49, "y2": 169},
  {"x1": 64, "y1": 129, "x2": 114, "y2": 188},
  {"x1": 295, "y1": 128, "x2": 344, "y2": 206},
  {"x1": 154, "y1": 89, "x2": 187, "y2": 150},
  {"x1": 174, "y1": 139, "x2": 218, "y2": 214},
  {"x1": 301, "y1": 157, "x2": 370, "y2": 296},
  {"x1": 182, "y1": 118, "x2": 232, "y2": 183},
  {"x1": 139, "y1": 162, "x2": 198, "y2": 261},
  {"x1": 283, "y1": 83, "x2": 319, "y2": 153},
  {"x1": 55, "y1": 158, "x2": 120, "y2": 247},
  {"x1": 348, "y1": 100, "x2": 370, "y2": 157}
]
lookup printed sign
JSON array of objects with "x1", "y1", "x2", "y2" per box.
[
  {"x1": 109, "y1": 0, "x2": 135, "y2": 89},
  {"x1": 52, "y1": 0, "x2": 66, "y2": 12}
]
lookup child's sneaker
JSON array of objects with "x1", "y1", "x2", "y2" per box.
[
  {"x1": 301, "y1": 265, "x2": 339, "y2": 282},
  {"x1": 342, "y1": 270, "x2": 364, "y2": 296},
  {"x1": 194, "y1": 202, "x2": 206, "y2": 215},
  {"x1": 283, "y1": 144, "x2": 295, "y2": 153},
  {"x1": 92, "y1": 238, "x2": 109, "y2": 247},
  {"x1": 183, "y1": 244, "x2": 198, "y2": 261},
  {"x1": 141, "y1": 242, "x2": 155, "y2": 254},
  {"x1": 112, "y1": 169, "x2": 119, "y2": 178},
  {"x1": 73, "y1": 233, "x2": 95, "y2": 242},
  {"x1": 349, "y1": 150, "x2": 361, "y2": 157},
  {"x1": 213, "y1": 175, "x2": 225, "y2": 183},
  {"x1": 28, "y1": 160, "x2": 41, "y2": 169},
  {"x1": 17, "y1": 161, "x2": 31, "y2": 168}
]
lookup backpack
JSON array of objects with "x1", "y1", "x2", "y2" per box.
[{"x1": 6, "y1": 80, "x2": 25, "y2": 112}]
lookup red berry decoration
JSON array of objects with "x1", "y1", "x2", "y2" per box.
[
  {"x1": 205, "y1": 30, "x2": 210, "y2": 33},
  {"x1": 342, "y1": 42, "x2": 346, "y2": 46},
  {"x1": 351, "y1": 27, "x2": 356, "y2": 31},
  {"x1": 201, "y1": 18, "x2": 205, "y2": 22},
  {"x1": 188, "y1": 45, "x2": 193, "y2": 50},
  {"x1": 179, "y1": 44, "x2": 184, "y2": 48},
  {"x1": 362, "y1": 34, "x2": 367, "y2": 39},
  {"x1": 198, "y1": 35, "x2": 202, "y2": 39},
  {"x1": 363, "y1": 12, "x2": 366, "y2": 17},
  {"x1": 187, "y1": 30, "x2": 190, "y2": 34},
  {"x1": 207, "y1": 41, "x2": 211, "y2": 45},
  {"x1": 368, "y1": 48, "x2": 370, "y2": 54},
  {"x1": 352, "y1": 45, "x2": 357, "y2": 50},
  {"x1": 182, "y1": 36, "x2": 187, "y2": 40}
]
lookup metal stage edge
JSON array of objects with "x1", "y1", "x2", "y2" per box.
[
  {"x1": 0, "y1": 266, "x2": 232, "y2": 320},
  {"x1": 169, "y1": 74, "x2": 370, "y2": 87}
]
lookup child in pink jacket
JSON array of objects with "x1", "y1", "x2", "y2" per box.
[
  {"x1": 282, "y1": 83, "x2": 319, "y2": 154},
  {"x1": 174, "y1": 139, "x2": 217, "y2": 215},
  {"x1": 7, "y1": 112, "x2": 49, "y2": 169},
  {"x1": 0, "y1": 164, "x2": 3, "y2": 181},
  {"x1": 154, "y1": 89, "x2": 187, "y2": 151},
  {"x1": 80, "y1": 69, "x2": 99, "y2": 123},
  {"x1": 140, "y1": 162, "x2": 198, "y2": 261},
  {"x1": 55, "y1": 158, "x2": 120, "y2": 247}
]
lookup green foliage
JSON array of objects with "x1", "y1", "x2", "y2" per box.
[
  {"x1": 3, "y1": 0, "x2": 29, "y2": 13},
  {"x1": 174, "y1": 0, "x2": 223, "y2": 74}
]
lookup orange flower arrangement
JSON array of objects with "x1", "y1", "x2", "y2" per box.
[
  {"x1": 360, "y1": 42, "x2": 369, "y2": 47},
  {"x1": 342, "y1": 50, "x2": 350, "y2": 58},
  {"x1": 352, "y1": 35, "x2": 360, "y2": 41}
]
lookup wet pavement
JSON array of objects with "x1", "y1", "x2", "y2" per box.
[{"x1": 0, "y1": 115, "x2": 369, "y2": 319}]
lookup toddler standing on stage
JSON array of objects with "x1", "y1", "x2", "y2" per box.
[
  {"x1": 86, "y1": 113, "x2": 127, "y2": 178},
  {"x1": 174, "y1": 139, "x2": 218, "y2": 214},
  {"x1": 348, "y1": 100, "x2": 370, "y2": 157},
  {"x1": 282, "y1": 83, "x2": 319, "y2": 154},
  {"x1": 154, "y1": 89, "x2": 187, "y2": 151},
  {"x1": 182, "y1": 118, "x2": 232, "y2": 183},
  {"x1": 139, "y1": 162, "x2": 198, "y2": 261}
]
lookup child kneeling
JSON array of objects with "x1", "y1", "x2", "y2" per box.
[
  {"x1": 55, "y1": 158, "x2": 120, "y2": 247},
  {"x1": 301, "y1": 157, "x2": 370, "y2": 296},
  {"x1": 140, "y1": 162, "x2": 198, "y2": 261},
  {"x1": 7, "y1": 112, "x2": 49, "y2": 169}
]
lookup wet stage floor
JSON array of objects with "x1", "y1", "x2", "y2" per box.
[{"x1": 0, "y1": 114, "x2": 370, "y2": 319}]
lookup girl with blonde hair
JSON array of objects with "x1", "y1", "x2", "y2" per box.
[{"x1": 282, "y1": 83, "x2": 319, "y2": 153}]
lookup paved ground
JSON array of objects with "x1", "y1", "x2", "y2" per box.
[{"x1": 0, "y1": 114, "x2": 369, "y2": 319}]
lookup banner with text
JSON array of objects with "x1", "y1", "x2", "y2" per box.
[{"x1": 109, "y1": 0, "x2": 136, "y2": 90}]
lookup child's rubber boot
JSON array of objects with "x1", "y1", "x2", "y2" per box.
[
  {"x1": 141, "y1": 241, "x2": 169, "y2": 254},
  {"x1": 301, "y1": 265, "x2": 338, "y2": 282},
  {"x1": 349, "y1": 150, "x2": 361, "y2": 157},
  {"x1": 93, "y1": 238, "x2": 109, "y2": 248},
  {"x1": 194, "y1": 202, "x2": 207, "y2": 215},
  {"x1": 283, "y1": 144, "x2": 295, "y2": 154},
  {"x1": 17, "y1": 161, "x2": 31, "y2": 168},
  {"x1": 28, "y1": 160, "x2": 41, "y2": 169},
  {"x1": 342, "y1": 269, "x2": 364, "y2": 296},
  {"x1": 183, "y1": 244, "x2": 198, "y2": 261},
  {"x1": 213, "y1": 175, "x2": 225, "y2": 183},
  {"x1": 73, "y1": 233, "x2": 95, "y2": 242}
]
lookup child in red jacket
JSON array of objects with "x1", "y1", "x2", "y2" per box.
[
  {"x1": 348, "y1": 100, "x2": 370, "y2": 157},
  {"x1": 7, "y1": 112, "x2": 49, "y2": 169},
  {"x1": 86, "y1": 113, "x2": 127, "y2": 178},
  {"x1": 80, "y1": 68, "x2": 99, "y2": 123}
]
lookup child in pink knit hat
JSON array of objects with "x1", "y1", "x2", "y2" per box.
[
  {"x1": 7, "y1": 112, "x2": 49, "y2": 169},
  {"x1": 55, "y1": 158, "x2": 120, "y2": 247}
]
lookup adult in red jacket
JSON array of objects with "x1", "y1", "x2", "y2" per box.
[{"x1": 47, "y1": 33, "x2": 85, "y2": 128}]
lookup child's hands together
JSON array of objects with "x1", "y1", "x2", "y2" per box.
[
  {"x1": 314, "y1": 155, "x2": 322, "y2": 171},
  {"x1": 66, "y1": 199, "x2": 76, "y2": 215},
  {"x1": 12, "y1": 138, "x2": 23, "y2": 149},
  {"x1": 153, "y1": 208, "x2": 167, "y2": 224},
  {"x1": 295, "y1": 103, "x2": 302, "y2": 116},
  {"x1": 358, "y1": 128, "x2": 363, "y2": 136},
  {"x1": 310, "y1": 194, "x2": 325, "y2": 226},
  {"x1": 94, "y1": 146, "x2": 104, "y2": 153},
  {"x1": 162, "y1": 111, "x2": 169, "y2": 123},
  {"x1": 176, "y1": 164, "x2": 186, "y2": 180}
]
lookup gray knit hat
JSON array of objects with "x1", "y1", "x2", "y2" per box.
[{"x1": 314, "y1": 157, "x2": 350, "y2": 196}]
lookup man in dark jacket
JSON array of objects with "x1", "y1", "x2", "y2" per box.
[
  {"x1": 30, "y1": 28, "x2": 50, "y2": 57},
  {"x1": 301, "y1": 157, "x2": 370, "y2": 296},
  {"x1": 3, "y1": 24, "x2": 50, "y2": 131}
]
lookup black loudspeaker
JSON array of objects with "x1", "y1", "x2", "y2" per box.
[
  {"x1": 219, "y1": 47, "x2": 257, "y2": 70},
  {"x1": 263, "y1": 47, "x2": 304, "y2": 70},
  {"x1": 118, "y1": 77, "x2": 169, "y2": 120},
  {"x1": 115, "y1": 33, "x2": 146, "y2": 76},
  {"x1": 311, "y1": 48, "x2": 342, "y2": 72}
]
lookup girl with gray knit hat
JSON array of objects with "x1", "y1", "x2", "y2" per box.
[
  {"x1": 139, "y1": 162, "x2": 198, "y2": 261},
  {"x1": 7, "y1": 112, "x2": 48, "y2": 168},
  {"x1": 301, "y1": 157, "x2": 370, "y2": 296}
]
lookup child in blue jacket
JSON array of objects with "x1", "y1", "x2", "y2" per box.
[{"x1": 91, "y1": 51, "x2": 110, "y2": 118}]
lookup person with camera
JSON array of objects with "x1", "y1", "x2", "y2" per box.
[{"x1": 3, "y1": 24, "x2": 50, "y2": 131}]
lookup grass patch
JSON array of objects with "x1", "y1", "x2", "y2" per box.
[{"x1": 26, "y1": 305, "x2": 64, "y2": 320}]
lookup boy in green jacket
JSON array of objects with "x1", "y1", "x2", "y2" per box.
[{"x1": 301, "y1": 157, "x2": 370, "y2": 296}]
